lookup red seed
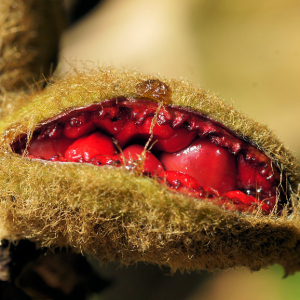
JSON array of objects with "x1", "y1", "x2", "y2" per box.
[
  {"x1": 237, "y1": 154, "x2": 274, "y2": 193},
  {"x1": 122, "y1": 144, "x2": 164, "y2": 176},
  {"x1": 137, "y1": 116, "x2": 175, "y2": 139},
  {"x1": 65, "y1": 132, "x2": 117, "y2": 162},
  {"x1": 93, "y1": 117, "x2": 126, "y2": 135},
  {"x1": 36, "y1": 122, "x2": 63, "y2": 140},
  {"x1": 158, "y1": 171, "x2": 220, "y2": 199},
  {"x1": 92, "y1": 106, "x2": 127, "y2": 135},
  {"x1": 225, "y1": 190, "x2": 270, "y2": 211},
  {"x1": 153, "y1": 128, "x2": 197, "y2": 152},
  {"x1": 28, "y1": 137, "x2": 74, "y2": 160},
  {"x1": 114, "y1": 121, "x2": 138, "y2": 147},
  {"x1": 63, "y1": 113, "x2": 96, "y2": 139},
  {"x1": 159, "y1": 171, "x2": 200, "y2": 190},
  {"x1": 63, "y1": 121, "x2": 96, "y2": 139},
  {"x1": 159, "y1": 137, "x2": 237, "y2": 195},
  {"x1": 171, "y1": 111, "x2": 189, "y2": 128}
]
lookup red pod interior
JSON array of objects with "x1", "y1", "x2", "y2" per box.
[{"x1": 12, "y1": 98, "x2": 287, "y2": 214}]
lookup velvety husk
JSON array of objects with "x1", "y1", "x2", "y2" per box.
[
  {"x1": 0, "y1": 0, "x2": 64, "y2": 91},
  {"x1": 0, "y1": 68, "x2": 300, "y2": 274}
]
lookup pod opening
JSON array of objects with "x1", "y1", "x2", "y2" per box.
[{"x1": 12, "y1": 98, "x2": 287, "y2": 214}]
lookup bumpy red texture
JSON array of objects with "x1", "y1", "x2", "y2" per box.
[{"x1": 15, "y1": 99, "x2": 284, "y2": 213}]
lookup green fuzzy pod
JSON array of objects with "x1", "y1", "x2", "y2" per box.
[{"x1": 0, "y1": 68, "x2": 300, "y2": 275}]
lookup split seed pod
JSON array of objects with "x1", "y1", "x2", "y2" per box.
[{"x1": 0, "y1": 68, "x2": 300, "y2": 276}]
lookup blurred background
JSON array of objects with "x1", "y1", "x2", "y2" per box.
[{"x1": 59, "y1": 0, "x2": 300, "y2": 299}]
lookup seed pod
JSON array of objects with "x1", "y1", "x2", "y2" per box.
[{"x1": 0, "y1": 68, "x2": 299, "y2": 275}]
